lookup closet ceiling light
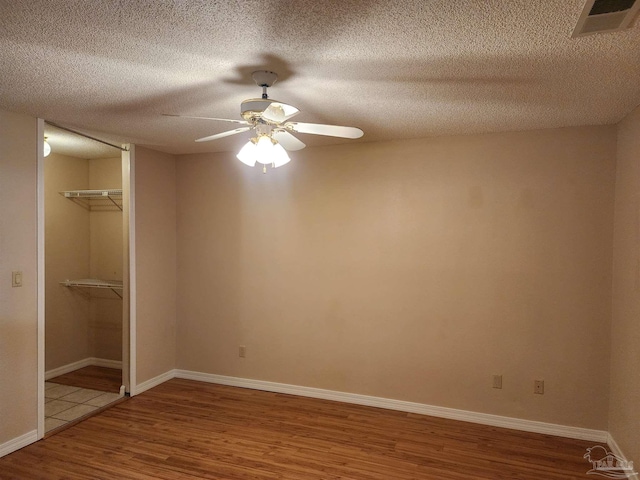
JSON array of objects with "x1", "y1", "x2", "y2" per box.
[{"x1": 43, "y1": 137, "x2": 51, "y2": 157}]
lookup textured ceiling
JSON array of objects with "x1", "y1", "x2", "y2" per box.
[{"x1": 1, "y1": 0, "x2": 639, "y2": 158}]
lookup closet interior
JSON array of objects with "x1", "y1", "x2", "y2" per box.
[{"x1": 43, "y1": 127, "x2": 128, "y2": 434}]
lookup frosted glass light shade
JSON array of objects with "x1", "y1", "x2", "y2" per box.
[
  {"x1": 43, "y1": 139, "x2": 51, "y2": 157},
  {"x1": 272, "y1": 143, "x2": 290, "y2": 168},
  {"x1": 255, "y1": 136, "x2": 274, "y2": 165},
  {"x1": 236, "y1": 140, "x2": 257, "y2": 166}
]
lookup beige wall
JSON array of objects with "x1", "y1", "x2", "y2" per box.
[
  {"x1": 610, "y1": 105, "x2": 640, "y2": 463},
  {"x1": 89, "y1": 157, "x2": 123, "y2": 361},
  {"x1": 176, "y1": 125, "x2": 616, "y2": 429},
  {"x1": 135, "y1": 147, "x2": 177, "y2": 384},
  {"x1": 0, "y1": 112, "x2": 627, "y2": 453},
  {"x1": 0, "y1": 109, "x2": 38, "y2": 444},
  {"x1": 44, "y1": 153, "x2": 91, "y2": 370}
]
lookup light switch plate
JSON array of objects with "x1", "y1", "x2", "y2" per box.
[{"x1": 12, "y1": 271, "x2": 22, "y2": 287}]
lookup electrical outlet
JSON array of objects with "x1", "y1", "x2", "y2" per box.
[
  {"x1": 534, "y1": 380, "x2": 544, "y2": 394},
  {"x1": 239, "y1": 345, "x2": 246, "y2": 358},
  {"x1": 492, "y1": 375, "x2": 503, "y2": 389}
]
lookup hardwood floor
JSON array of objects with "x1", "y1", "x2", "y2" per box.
[
  {"x1": 48, "y1": 366, "x2": 122, "y2": 392},
  {"x1": 2, "y1": 379, "x2": 604, "y2": 479}
]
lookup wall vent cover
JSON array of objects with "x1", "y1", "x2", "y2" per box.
[{"x1": 572, "y1": 0, "x2": 640, "y2": 36}]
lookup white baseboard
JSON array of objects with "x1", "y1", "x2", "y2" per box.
[
  {"x1": 45, "y1": 357, "x2": 123, "y2": 380},
  {"x1": 91, "y1": 358, "x2": 122, "y2": 370},
  {"x1": 608, "y1": 433, "x2": 639, "y2": 480},
  {"x1": 2, "y1": 370, "x2": 615, "y2": 462},
  {"x1": 0, "y1": 430, "x2": 37, "y2": 458},
  {"x1": 45, "y1": 358, "x2": 92, "y2": 380},
  {"x1": 133, "y1": 370, "x2": 175, "y2": 395},
  {"x1": 172, "y1": 370, "x2": 609, "y2": 443}
]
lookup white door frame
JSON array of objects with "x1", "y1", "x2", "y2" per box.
[
  {"x1": 122, "y1": 145, "x2": 137, "y2": 395},
  {"x1": 36, "y1": 127, "x2": 137, "y2": 439},
  {"x1": 37, "y1": 119, "x2": 45, "y2": 439}
]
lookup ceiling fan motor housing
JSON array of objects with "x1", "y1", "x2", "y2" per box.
[{"x1": 241, "y1": 98, "x2": 276, "y2": 121}]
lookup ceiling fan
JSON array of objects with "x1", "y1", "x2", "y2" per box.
[{"x1": 164, "y1": 70, "x2": 364, "y2": 171}]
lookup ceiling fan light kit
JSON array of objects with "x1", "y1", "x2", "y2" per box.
[
  {"x1": 237, "y1": 136, "x2": 291, "y2": 169},
  {"x1": 167, "y1": 70, "x2": 363, "y2": 173}
]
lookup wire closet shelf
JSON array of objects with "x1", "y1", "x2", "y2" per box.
[
  {"x1": 59, "y1": 189, "x2": 123, "y2": 211},
  {"x1": 60, "y1": 279, "x2": 123, "y2": 299}
]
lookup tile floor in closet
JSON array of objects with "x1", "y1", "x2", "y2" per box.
[{"x1": 45, "y1": 382, "x2": 122, "y2": 433}]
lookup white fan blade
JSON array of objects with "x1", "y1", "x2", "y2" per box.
[
  {"x1": 273, "y1": 130, "x2": 306, "y2": 151},
  {"x1": 163, "y1": 113, "x2": 249, "y2": 125},
  {"x1": 261, "y1": 102, "x2": 300, "y2": 123},
  {"x1": 286, "y1": 122, "x2": 364, "y2": 139},
  {"x1": 195, "y1": 127, "x2": 251, "y2": 142}
]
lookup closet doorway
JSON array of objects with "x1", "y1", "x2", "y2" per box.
[{"x1": 41, "y1": 122, "x2": 132, "y2": 435}]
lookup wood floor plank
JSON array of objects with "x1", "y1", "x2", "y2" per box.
[
  {"x1": 48, "y1": 366, "x2": 121, "y2": 392},
  {"x1": 2, "y1": 378, "x2": 604, "y2": 479}
]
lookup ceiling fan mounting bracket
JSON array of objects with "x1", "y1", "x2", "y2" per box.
[
  {"x1": 252, "y1": 70, "x2": 278, "y2": 99},
  {"x1": 252, "y1": 70, "x2": 278, "y2": 88}
]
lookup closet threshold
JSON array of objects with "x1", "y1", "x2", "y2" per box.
[{"x1": 61, "y1": 279, "x2": 123, "y2": 298}]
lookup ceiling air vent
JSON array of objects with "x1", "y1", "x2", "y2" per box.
[{"x1": 572, "y1": 0, "x2": 640, "y2": 36}]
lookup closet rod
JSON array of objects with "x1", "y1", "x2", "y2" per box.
[{"x1": 45, "y1": 121, "x2": 129, "y2": 152}]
